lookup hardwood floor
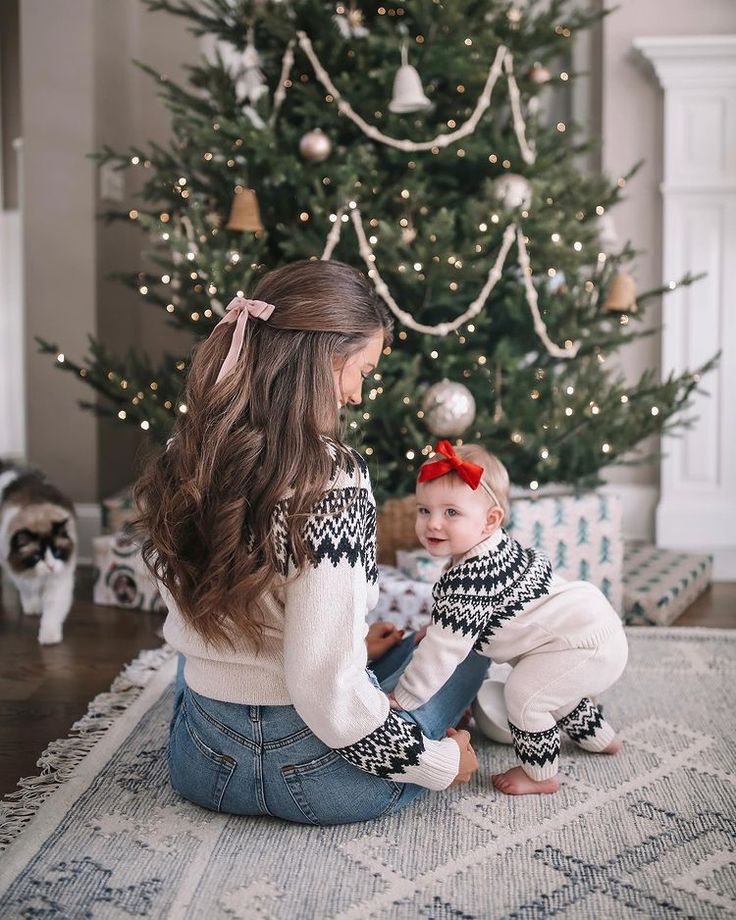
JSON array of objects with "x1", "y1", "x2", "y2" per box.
[{"x1": 1, "y1": 571, "x2": 734, "y2": 798}]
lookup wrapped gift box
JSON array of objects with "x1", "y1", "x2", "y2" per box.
[
  {"x1": 506, "y1": 488, "x2": 624, "y2": 613},
  {"x1": 622, "y1": 542, "x2": 712, "y2": 626},
  {"x1": 370, "y1": 565, "x2": 434, "y2": 632},
  {"x1": 396, "y1": 547, "x2": 449, "y2": 584},
  {"x1": 101, "y1": 487, "x2": 138, "y2": 535},
  {"x1": 92, "y1": 532, "x2": 165, "y2": 612}
]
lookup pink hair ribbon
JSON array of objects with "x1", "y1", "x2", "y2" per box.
[{"x1": 214, "y1": 296, "x2": 275, "y2": 384}]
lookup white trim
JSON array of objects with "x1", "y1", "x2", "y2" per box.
[
  {"x1": 635, "y1": 35, "x2": 736, "y2": 581},
  {"x1": 74, "y1": 502, "x2": 102, "y2": 565}
]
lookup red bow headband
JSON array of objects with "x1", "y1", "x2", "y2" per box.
[{"x1": 418, "y1": 440, "x2": 501, "y2": 507}]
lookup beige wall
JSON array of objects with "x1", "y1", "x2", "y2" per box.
[
  {"x1": 20, "y1": 0, "x2": 197, "y2": 501},
  {"x1": 598, "y1": 0, "x2": 736, "y2": 489}
]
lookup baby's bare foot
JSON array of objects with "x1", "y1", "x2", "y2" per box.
[
  {"x1": 491, "y1": 765, "x2": 560, "y2": 796},
  {"x1": 602, "y1": 737, "x2": 623, "y2": 755}
]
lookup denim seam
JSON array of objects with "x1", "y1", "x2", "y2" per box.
[
  {"x1": 182, "y1": 705, "x2": 234, "y2": 767},
  {"x1": 249, "y1": 708, "x2": 273, "y2": 817},
  {"x1": 213, "y1": 759, "x2": 236, "y2": 812},
  {"x1": 262, "y1": 726, "x2": 314, "y2": 750},
  {"x1": 281, "y1": 771, "x2": 321, "y2": 826},
  {"x1": 187, "y1": 692, "x2": 258, "y2": 752}
]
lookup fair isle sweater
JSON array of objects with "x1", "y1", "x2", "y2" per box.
[
  {"x1": 162, "y1": 450, "x2": 460, "y2": 790},
  {"x1": 393, "y1": 528, "x2": 624, "y2": 712}
]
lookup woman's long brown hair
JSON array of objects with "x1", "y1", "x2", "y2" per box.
[{"x1": 134, "y1": 260, "x2": 393, "y2": 648}]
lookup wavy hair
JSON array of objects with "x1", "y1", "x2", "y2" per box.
[{"x1": 134, "y1": 260, "x2": 393, "y2": 648}]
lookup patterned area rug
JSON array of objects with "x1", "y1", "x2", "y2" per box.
[{"x1": 1, "y1": 628, "x2": 734, "y2": 919}]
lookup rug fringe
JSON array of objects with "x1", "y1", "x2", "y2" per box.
[{"x1": 0, "y1": 643, "x2": 175, "y2": 851}]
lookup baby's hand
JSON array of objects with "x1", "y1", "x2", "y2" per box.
[{"x1": 387, "y1": 692, "x2": 402, "y2": 710}]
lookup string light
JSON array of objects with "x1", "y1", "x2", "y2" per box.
[
  {"x1": 651, "y1": 406, "x2": 660, "y2": 416},
  {"x1": 118, "y1": 410, "x2": 126, "y2": 420},
  {"x1": 57, "y1": 353, "x2": 65, "y2": 363},
  {"x1": 140, "y1": 421, "x2": 150, "y2": 430},
  {"x1": 602, "y1": 443, "x2": 611, "y2": 453},
  {"x1": 530, "y1": 480, "x2": 539, "y2": 490}
]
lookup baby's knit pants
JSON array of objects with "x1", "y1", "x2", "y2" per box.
[{"x1": 504, "y1": 628, "x2": 628, "y2": 781}]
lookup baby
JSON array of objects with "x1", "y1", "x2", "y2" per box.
[{"x1": 390, "y1": 440, "x2": 628, "y2": 795}]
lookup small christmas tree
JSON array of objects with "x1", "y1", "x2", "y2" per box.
[{"x1": 41, "y1": 0, "x2": 714, "y2": 502}]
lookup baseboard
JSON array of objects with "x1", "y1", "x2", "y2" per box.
[
  {"x1": 598, "y1": 484, "x2": 658, "y2": 543},
  {"x1": 75, "y1": 502, "x2": 102, "y2": 565}
]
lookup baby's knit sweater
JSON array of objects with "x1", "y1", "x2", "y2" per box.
[
  {"x1": 162, "y1": 449, "x2": 460, "y2": 790},
  {"x1": 393, "y1": 528, "x2": 624, "y2": 711}
]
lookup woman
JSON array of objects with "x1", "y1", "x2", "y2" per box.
[{"x1": 135, "y1": 259, "x2": 488, "y2": 825}]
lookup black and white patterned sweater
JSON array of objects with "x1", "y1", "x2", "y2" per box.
[
  {"x1": 162, "y1": 448, "x2": 460, "y2": 790},
  {"x1": 393, "y1": 528, "x2": 624, "y2": 712}
]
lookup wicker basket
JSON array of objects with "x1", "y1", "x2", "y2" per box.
[{"x1": 376, "y1": 494, "x2": 420, "y2": 564}]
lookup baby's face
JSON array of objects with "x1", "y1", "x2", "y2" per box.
[{"x1": 415, "y1": 476, "x2": 498, "y2": 559}]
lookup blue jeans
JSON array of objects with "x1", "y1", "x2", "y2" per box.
[{"x1": 167, "y1": 634, "x2": 488, "y2": 826}]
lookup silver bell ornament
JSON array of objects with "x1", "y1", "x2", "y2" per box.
[
  {"x1": 389, "y1": 44, "x2": 432, "y2": 114},
  {"x1": 299, "y1": 128, "x2": 333, "y2": 163},
  {"x1": 422, "y1": 380, "x2": 476, "y2": 437},
  {"x1": 493, "y1": 173, "x2": 533, "y2": 211}
]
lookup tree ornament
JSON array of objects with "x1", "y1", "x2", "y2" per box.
[
  {"x1": 493, "y1": 173, "x2": 533, "y2": 211},
  {"x1": 334, "y1": 2, "x2": 369, "y2": 39},
  {"x1": 226, "y1": 187, "x2": 264, "y2": 232},
  {"x1": 547, "y1": 271, "x2": 568, "y2": 294},
  {"x1": 236, "y1": 29, "x2": 268, "y2": 128},
  {"x1": 528, "y1": 62, "x2": 552, "y2": 84},
  {"x1": 389, "y1": 44, "x2": 432, "y2": 114},
  {"x1": 299, "y1": 128, "x2": 333, "y2": 162},
  {"x1": 506, "y1": 5, "x2": 524, "y2": 28},
  {"x1": 422, "y1": 380, "x2": 476, "y2": 437},
  {"x1": 603, "y1": 273, "x2": 638, "y2": 312},
  {"x1": 597, "y1": 213, "x2": 618, "y2": 250}
]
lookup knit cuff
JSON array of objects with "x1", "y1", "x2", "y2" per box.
[
  {"x1": 392, "y1": 682, "x2": 426, "y2": 712},
  {"x1": 390, "y1": 736, "x2": 460, "y2": 791},
  {"x1": 574, "y1": 720, "x2": 616, "y2": 753},
  {"x1": 521, "y1": 758, "x2": 560, "y2": 782}
]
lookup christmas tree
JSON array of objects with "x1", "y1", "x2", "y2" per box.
[{"x1": 40, "y1": 0, "x2": 713, "y2": 503}]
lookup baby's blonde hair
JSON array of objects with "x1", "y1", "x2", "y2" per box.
[{"x1": 452, "y1": 444, "x2": 511, "y2": 521}]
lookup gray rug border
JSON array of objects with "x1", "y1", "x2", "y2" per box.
[
  {"x1": 0, "y1": 648, "x2": 178, "y2": 892},
  {"x1": 0, "y1": 626, "x2": 732, "y2": 897}
]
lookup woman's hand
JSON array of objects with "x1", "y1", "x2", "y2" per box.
[
  {"x1": 446, "y1": 727, "x2": 478, "y2": 787},
  {"x1": 366, "y1": 621, "x2": 404, "y2": 661}
]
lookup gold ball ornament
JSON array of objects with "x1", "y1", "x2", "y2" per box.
[
  {"x1": 299, "y1": 128, "x2": 333, "y2": 163},
  {"x1": 603, "y1": 273, "x2": 638, "y2": 313},
  {"x1": 422, "y1": 379, "x2": 476, "y2": 437},
  {"x1": 528, "y1": 62, "x2": 552, "y2": 84}
]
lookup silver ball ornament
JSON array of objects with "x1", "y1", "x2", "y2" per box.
[
  {"x1": 299, "y1": 128, "x2": 333, "y2": 163},
  {"x1": 422, "y1": 380, "x2": 476, "y2": 437},
  {"x1": 493, "y1": 173, "x2": 533, "y2": 211}
]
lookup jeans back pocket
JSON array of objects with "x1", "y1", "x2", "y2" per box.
[
  {"x1": 281, "y1": 750, "x2": 401, "y2": 826},
  {"x1": 168, "y1": 696, "x2": 236, "y2": 812}
]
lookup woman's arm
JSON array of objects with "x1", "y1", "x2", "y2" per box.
[{"x1": 282, "y1": 464, "x2": 461, "y2": 790}]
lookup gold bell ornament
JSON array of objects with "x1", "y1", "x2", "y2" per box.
[
  {"x1": 388, "y1": 43, "x2": 432, "y2": 114},
  {"x1": 226, "y1": 187, "x2": 264, "y2": 232},
  {"x1": 603, "y1": 273, "x2": 638, "y2": 313}
]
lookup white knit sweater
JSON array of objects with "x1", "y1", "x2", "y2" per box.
[
  {"x1": 162, "y1": 449, "x2": 460, "y2": 790},
  {"x1": 393, "y1": 528, "x2": 624, "y2": 711}
]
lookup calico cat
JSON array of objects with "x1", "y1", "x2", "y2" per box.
[{"x1": 0, "y1": 461, "x2": 77, "y2": 645}]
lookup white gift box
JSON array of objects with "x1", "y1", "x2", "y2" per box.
[
  {"x1": 92, "y1": 533, "x2": 165, "y2": 612},
  {"x1": 507, "y1": 488, "x2": 624, "y2": 613}
]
